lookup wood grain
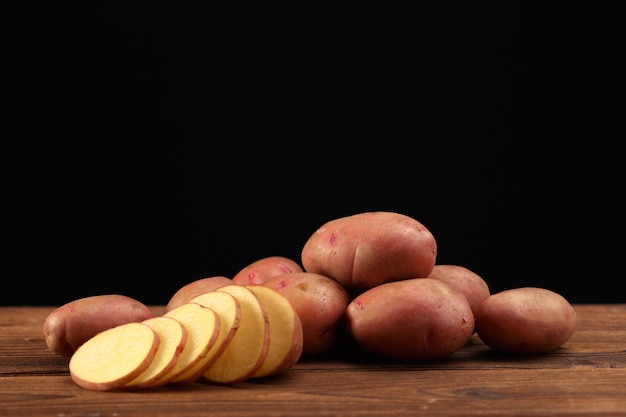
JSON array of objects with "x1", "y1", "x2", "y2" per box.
[{"x1": 1, "y1": 305, "x2": 625, "y2": 416}]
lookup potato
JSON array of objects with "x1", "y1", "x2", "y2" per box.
[
  {"x1": 183, "y1": 291, "x2": 242, "y2": 382},
  {"x1": 345, "y1": 278, "x2": 475, "y2": 360},
  {"x1": 301, "y1": 211, "x2": 437, "y2": 293},
  {"x1": 123, "y1": 316, "x2": 188, "y2": 389},
  {"x1": 261, "y1": 272, "x2": 350, "y2": 356},
  {"x1": 232, "y1": 255, "x2": 303, "y2": 285},
  {"x1": 474, "y1": 287, "x2": 577, "y2": 353},
  {"x1": 427, "y1": 264, "x2": 490, "y2": 314},
  {"x1": 159, "y1": 303, "x2": 221, "y2": 385},
  {"x1": 43, "y1": 294, "x2": 154, "y2": 357},
  {"x1": 69, "y1": 322, "x2": 160, "y2": 391},
  {"x1": 165, "y1": 276, "x2": 233, "y2": 312},
  {"x1": 203, "y1": 284, "x2": 270, "y2": 384},
  {"x1": 246, "y1": 285, "x2": 304, "y2": 378}
]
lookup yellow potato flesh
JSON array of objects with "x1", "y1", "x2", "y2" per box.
[
  {"x1": 172, "y1": 291, "x2": 242, "y2": 383},
  {"x1": 156, "y1": 303, "x2": 220, "y2": 385},
  {"x1": 203, "y1": 285, "x2": 269, "y2": 384},
  {"x1": 69, "y1": 322, "x2": 158, "y2": 391},
  {"x1": 123, "y1": 316, "x2": 187, "y2": 389},
  {"x1": 247, "y1": 285, "x2": 302, "y2": 378}
]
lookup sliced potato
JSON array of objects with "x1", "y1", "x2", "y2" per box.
[
  {"x1": 123, "y1": 316, "x2": 188, "y2": 389},
  {"x1": 154, "y1": 303, "x2": 220, "y2": 385},
  {"x1": 246, "y1": 285, "x2": 304, "y2": 378},
  {"x1": 203, "y1": 284, "x2": 269, "y2": 384},
  {"x1": 69, "y1": 322, "x2": 159, "y2": 391},
  {"x1": 172, "y1": 291, "x2": 242, "y2": 384}
]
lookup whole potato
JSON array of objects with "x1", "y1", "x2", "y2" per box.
[
  {"x1": 301, "y1": 211, "x2": 437, "y2": 293},
  {"x1": 474, "y1": 287, "x2": 577, "y2": 353},
  {"x1": 427, "y1": 264, "x2": 490, "y2": 315},
  {"x1": 261, "y1": 272, "x2": 350, "y2": 356},
  {"x1": 165, "y1": 276, "x2": 233, "y2": 312},
  {"x1": 43, "y1": 294, "x2": 154, "y2": 357},
  {"x1": 345, "y1": 278, "x2": 474, "y2": 360},
  {"x1": 232, "y1": 255, "x2": 303, "y2": 285}
]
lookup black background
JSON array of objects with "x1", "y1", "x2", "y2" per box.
[{"x1": 4, "y1": 4, "x2": 623, "y2": 306}]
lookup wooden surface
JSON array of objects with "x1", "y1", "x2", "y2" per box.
[{"x1": 1, "y1": 305, "x2": 625, "y2": 417}]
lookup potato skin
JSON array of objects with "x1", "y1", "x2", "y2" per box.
[
  {"x1": 427, "y1": 264, "x2": 490, "y2": 314},
  {"x1": 301, "y1": 211, "x2": 437, "y2": 293},
  {"x1": 345, "y1": 278, "x2": 474, "y2": 360},
  {"x1": 261, "y1": 272, "x2": 350, "y2": 356},
  {"x1": 474, "y1": 287, "x2": 577, "y2": 353},
  {"x1": 232, "y1": 256, "x2": 303, "y2": 285},
  {"x1": 165, "y1": 276, "x2": 233, "y2": 312},
  {"x1": 43, "y1": 294, "x2": 154, "y2": 357}
]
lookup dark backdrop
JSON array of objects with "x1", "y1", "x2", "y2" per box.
[{"x1": 5, "y1": 4, "x2": 623, "y2": 305}]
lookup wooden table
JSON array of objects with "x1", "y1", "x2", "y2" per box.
[{"x1": 1, "y1": 305, "x2": 625, "y2": 416}]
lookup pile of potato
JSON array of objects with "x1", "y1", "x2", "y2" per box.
[{"x1": 43, "y1": 211, "x2": 578, "y2": 391}]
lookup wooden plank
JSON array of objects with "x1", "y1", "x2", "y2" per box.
[{"x1": 1, "y1": 305, "x2": 625, "y2": 416}]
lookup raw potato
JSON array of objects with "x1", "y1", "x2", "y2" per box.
[
  {"x1": 203, "y1": 284, "x2": 270, "y2": 384},
  {"x1": 44, "y1": 294, "x2": 154, "y2": 357},
  {"x1": 474, "y1": 287, "x2": 578, "y2": 353},
  {"x1": 345, "y1": 278, "x2": 475, "y2": 360},
  {"x1": 262, "y1": 272, "x2": 350, "y2": 356},
  {"x1": 246, "y1": 285, "x2": 304, "y2": 377},
  {"x1": 232, "y1": 256, "x2": 303, "y2": 285},
  {"x1": 301, "y1": 211, "x2": 437, "y2": 293},
  {"x1": 428, "y1": 264, "x2": 490, "y2": 314},
  {"x1": 165, "y1": 276, "x2": 233, "y2": 313},
  {"x1": 123, "y1": 316, "x2": 188, "y2": 389},
  {"x1": 69, "y1": 322, "x2": 160, "y2": 391},
  {"x1": 156, "y1": 303, "x2": 220, "y2": 385},
  {"x1": 180, "y1": 291, "x2": 242, "y2": 383}
]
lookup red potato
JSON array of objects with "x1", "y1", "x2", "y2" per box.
[
  {"x1": 43, "y1": 294, "x2": 154, "y2": 357},
  {"x1": 301, "y1": 211, "x2": 437, "y2": 293},
  {"x1": 232, "y1": 255, "x2": 303, "y2": 285},
  {"x1": 69, "y1": 322, "x2": 160, "y2": 391},
  {"x1": 474, "y1": 287, "x2": 578, "y2": 353},
  {"x1": 345, "y1": 278, "x2": 475, "y2": 360},
  {"x1": 165, "y1": 276, "x2": 233, "y2": 312},
  {"x1": 261, "y1": 272, "x2": 350, "y2": 356},
  {"x1": 427, "y1": 264, "x2": 490, "y2": 315}
]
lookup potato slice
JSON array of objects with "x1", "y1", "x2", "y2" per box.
[
  {"x1": 246, "y1": 285, "x2": 304, "y2": 378},
  {"x1": 171, "y1": 291, "x2": 242, "y2": 384},
  {"x1": 69, "y1": 322, "x2": 159, "y2": 391},
  {"x1": 153, "y1": 303, "x2": 220, "y2": 385},
  {"x1": 203, "y1": 284, "x2": 269, "y2": 384},
  {"x1": 122, "y1": 316, "x2": 188, "y2": 389}
]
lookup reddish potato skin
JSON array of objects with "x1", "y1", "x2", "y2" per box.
[
  {"x1": 428, "y1": 264, "x2": 490, "y2": 314},
  {"x1": 474, "y1": 287, "x2": 577, "y2": 354},
  {"x1": 232, "y1": 256, "x2": 303, "y2": 285},
  {"x1": 345, "y1": 278, "x2": 474, "y2": 360},
  {"x1": 301, "y1": 211, "x2": 437, "y2": 293},
  {"x1": 43, "y1": 294, "x2": 154, "y2": 357},
  {"x1": 165, "y1": 276, "x2": 233, "y2": 313},
  {"x1": 261, "y1": 272, "x2": 350, "y2": 356}
]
